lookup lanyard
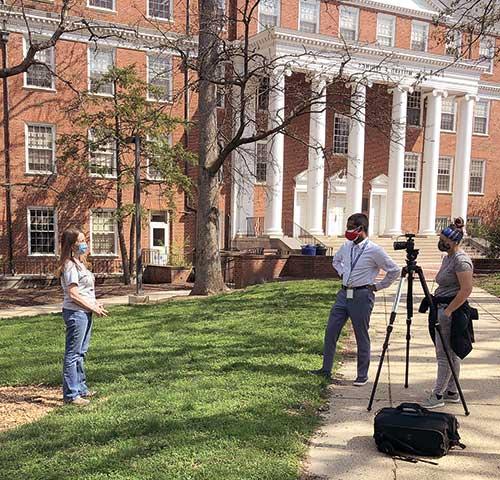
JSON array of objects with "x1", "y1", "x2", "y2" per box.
[{"x1": 346, "y1": 241, "x2": 368, "y2": 286}]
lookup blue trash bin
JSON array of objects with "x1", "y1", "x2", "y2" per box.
[{"x1": 301, "y1": 244, "x2": 317, "y2": 256}]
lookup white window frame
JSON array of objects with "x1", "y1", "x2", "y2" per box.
[
  {"x1": 437, "y1": 156, "x2": 453, "y2": 193},
  {"x1": 23, "y1": 37, "x2": 55, "y2": 91},
  {"x1": 479, "y1": 36, "x2": 495, "y2": 74},
  {"x1": 376, "y1": 14, "x2": 395, "y2": 47},
  {"x1": 333, "y1": 113, "x2": 350, "y2": 155},
  {"x1": 87, "y1": 45, "x2": 115, "y2": 97},
  {"x1": 88, "y1": 129, "x2": 117, "y2": 179},
  {"x1": 469, "y1": 159, "x2": 486, "y2": 195},
  {"x1": 445, "y1": 30, "x2": 462, "y2": 58},
  {"x1": 90, "y1": 209, "x2": 118, "y2": 256},
  {"x1": 87, "y1": 0, "x2": 116, "y2": 13},
  {"x1": 298, "y1": 0, "x2": 320, "y2": 34},
  {"x1": 146, "y1": 0, "x2": 173, "y2": 22},
  {"x1": 403, "y1": 152, "x2": 421, "y2": 191},
  {"x1": 440, "y1": 97, "x2": 456, "y2": 133},
  {"x1": 339, "y1": 5, "x2": 359, "y2": 42},
  {"x1": 411, "y1": 21, "x2": 429, "y2": 52},
  {"x1": 255, "y1": 140, "x2": 268, "y2": 184},
  {"x1": 258, "y1": 0, "x2": 280, "y2": 33},
  {"x1": 25, "y1": 123, "x2": 56, "y2": 175},
  {"x1": 146, "y1": 53, "x2": 173, "y2": 103},
  {"x1": 146, "y1": 134, "x2": 173, "y2": 181},
  {"x1": 473, "y1": 99, "x2": 490, "y2": 136},
  {"x1": 407, "y1": 91, "x2": 423, "y2": 127},
  {"x1": 27, "y1": 206, "x2": 57, "y2": 256}
]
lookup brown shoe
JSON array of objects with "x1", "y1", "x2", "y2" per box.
[
  {"x1": 81, "y1": 390, "x2": 97, "y2": 398},
  {"x1": 64, "y1": 396, "x2": 90, "y2": 406}
]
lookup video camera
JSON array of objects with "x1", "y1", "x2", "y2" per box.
[{"x1": 393, "y1": 233, "x2": 416, "y2": 252}]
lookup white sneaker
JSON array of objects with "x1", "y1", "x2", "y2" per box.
[
  {"x1": 353, "y1": 377, "x2": 369, "y2": 387},
  {"x1": 422, "y1": 392, "x2": 445, "y2": 409}
]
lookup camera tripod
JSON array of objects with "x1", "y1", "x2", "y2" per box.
[{"x1": 367, "y1": 235, "x2": 469, "y2": 416}]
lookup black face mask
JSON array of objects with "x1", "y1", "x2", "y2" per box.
[{"x1": 438, "y1": 240, "x2": 451, "y2": 252}]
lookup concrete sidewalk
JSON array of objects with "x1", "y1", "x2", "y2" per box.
[
  {"x1": 0, "y1": 288, "x2": 191, "y2": 319},
  {"x1": 304, "y1": 284, "x2": 500, "y2": 479}
]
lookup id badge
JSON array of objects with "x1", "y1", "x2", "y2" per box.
[{"x1": 346, "y1": 288, "x2": 354, "y2": 299}]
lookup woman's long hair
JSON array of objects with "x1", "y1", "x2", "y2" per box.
[{"x1": 56, "y1": 228, "x2": 87, "y2": 277}]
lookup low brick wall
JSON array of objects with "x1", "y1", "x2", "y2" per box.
[
  {"x1": 473, "y1": 258, "x2": 500, "y2": 274},
  {"x1": 281, "y1": 255, "x2": 340, "y2": 279}
]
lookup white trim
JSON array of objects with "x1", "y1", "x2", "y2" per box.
[
  {"x1": 90, "y1": 208, "x2": 118, "y2": 256},
  {"x1": 25, "y1": 122, "x2": 56, "y2": 175},
  {"x1": 27, "y1": 206, "x2": 57, "y2": 256},
  {"x1": 255, "y1": 139, "x2": 268, "y2": 184},
  {"x1": 87, "y1": 44, "x2": 115, "y2": 97},
  {"x1": 472, "y1": 98, "x2": 490, "y2": 136},
  {"x1": 146, "y1": 133, "x2": 173, "y2": 181},
  {"x1": 87, "y1": 0, "x2": 116, "y2": 13},
  {"x1": 146, "y1": 0, "x2": 174, "y2": 23},
  {"x1": 469, "y1": 159, "x2": 486, "y2": 195},
  {"x1": 298, "y1": 0, "x2": 320, "y2": 35},
  {"x1": 376, "y1": 13, "x2": 396, "y2": 48},
  {"x1": 411, "y1": 20, "x2": 429, "y2": 53},
  {"x1": 479, "y1": 36, "x2": 495, "y2": 75},
  {"x1": 403, "y1": 152, "x2": 421, "y2": 191},
  {"x1": 437, "y1": 155, "x2": 453, "y2": 193},
  {"x1": 149, "y1": 210, "x2": 170, "y2": 257},
  {"x1": 258, "y1": 0, "x2": 281, "y2": 33},
  {"x1": 146, "y1": 53, "x2": 173, "y2": 103},
  {"x1": 22, "y1": 36, "x2": 55, "y2": 91},
  {"x1": 339, "y1": 5, "x2": 359, "y2": 42},
  {"x1": 440, "y1": 96, "x2": 456, "y2": 133},
  {"x1": 88, "y1": 129, "x2": 117, "y2": 179}
]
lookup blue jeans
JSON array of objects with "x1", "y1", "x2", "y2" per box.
[{"x1": 62, "y1": 309, "x2": 93, "y2": 400}]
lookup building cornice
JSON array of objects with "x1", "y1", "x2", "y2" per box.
[{"x1": 340, "y1": 0, "x2": 438, "y2": 21}]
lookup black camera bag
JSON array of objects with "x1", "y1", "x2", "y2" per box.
[{"x1": 374, "y1": 403, "x2": 465, "y2": 458}]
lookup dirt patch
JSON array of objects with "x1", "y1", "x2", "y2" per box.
[{"x1": 0, "y1": 385, "x2": 62, "y2": 432}]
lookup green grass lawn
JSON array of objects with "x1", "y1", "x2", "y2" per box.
[
  {"x1": 0, "y1": 280, "x2": 342, "y2": 480},
  {"x1": 476, "y1": 274, "x2": 500, "y2": 298}
]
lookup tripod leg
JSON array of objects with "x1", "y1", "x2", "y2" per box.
[
  {"x1": 405, "y1": 271, "x2": 413, "y2": 389},
  {"x1": 368, "y1": 274, "x2": 406, "y2": 411},
  {"x1": 416, "y1": 267, "x2": 470, "y2": 416}
]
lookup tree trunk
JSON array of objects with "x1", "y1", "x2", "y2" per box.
[
  {"x1": 191, "y1": 0, "x2": 225, "y2": 295},
  {"x1": 129, "y1": 212, "x2": 135, "y2": 277}
]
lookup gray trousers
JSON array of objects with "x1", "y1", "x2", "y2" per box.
[
  {"x1": 434, "y1": 307, "x2": 461, "y2": 395},
  {"x1": 322, "y1": 288, "x2": 375, "y2": 378}
]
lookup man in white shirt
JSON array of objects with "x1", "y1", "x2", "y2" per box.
[{"x1": 311, "y1": 213, "x2": 400, "y2": 385}]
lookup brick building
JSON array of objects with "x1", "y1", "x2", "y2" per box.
[{"x1": 0, "y1": 0, "x2": 499, "y2": 274}]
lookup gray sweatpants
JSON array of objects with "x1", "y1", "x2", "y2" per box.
[
  {"x1": 433, "y1": 307, "x2": 461, "y2": 395},
  {"x1": 322, "y1": 288, "x2": 375, "y2": 378}
]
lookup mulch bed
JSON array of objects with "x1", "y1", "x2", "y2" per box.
[
  {"x1": 0, "y1": 283, "x2": 191, "y2": 310},
  {"x1": 0, "y1": 385, "x2": 62, "y2": 432}
]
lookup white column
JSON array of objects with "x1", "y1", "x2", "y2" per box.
[
  {"x1": 452, "y1": 94, "x2": 476, "y2": 224},
  {"x1": 346, "y1": 81, "x2": 366, "y2": 218},
  {"x1": 419, "y1": 90, "x2": 446, "y2": 235},
  {"x1": 264, "y1": 68, "x2": 286, "y2": 237},
  {"x1": 384, "y1": 86, "x2": 409, "y2": 236},
  {"x1": 306, "y1": 77, "x2": 327, "y2": 236}
]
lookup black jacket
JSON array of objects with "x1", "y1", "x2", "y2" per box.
[{"x1": 419, "y1": 295, "x2": 478, "y2": 360}]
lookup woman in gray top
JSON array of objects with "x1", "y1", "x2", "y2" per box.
[
  {"x1": 57, "y1": 228, "x2": 108, "y2": 406},
  {"x1": 423, "y1": 218, "x2": 473, "y2": 409}
]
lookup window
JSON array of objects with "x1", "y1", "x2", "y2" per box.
[
  {"x1": 407, "y1": 91, "x2": 422, "y2": 127},
  {"x1": 24, "y1": 40, "x2": 54, "y2": 89},
  {"x1": 333, "y1": 114, "x2": 350, "y2": 155},
  {"x1": 441, "y1": 97, "x2": 456, "y2": 132},
  {"x1": 257, "y1": 77, "x2": 270, "y2": 111},
  {"x1": 479, "y1": 36, "x2": 495, "y2": 73},
  {"x1": 256, "y1": 141, "x2": 268, "y2": 182},
  {"x1": 437, "y1": 156, "x2": 453, "y2": 192},
  {"x1": 445, "y1": 30, "x2": 461, "y2": 57},
  {"x1": 26, "y1": 124, "x2": 55, "y2": 174},
  {"x1": 469, "y1": 159, "x2": 485, "y2": 194},
  {"x1": 216, "y1": 64, "x2": 225, "y2": 108},
  {"x1": 148, "y1": 0, "x2": 171, "y2": 20},
  {"x1": 88, "y1": 46, "x2": 114, "y2": 95},
  {"x1": 89, "y1": 130, "x2": 116, "y2": 177},
  {"x1": 403, "y1": 153, "x2": 420, "y2": 190},
  {"x1": 146, "y1": 135, "x2": 172, "y2": 181},
  {"x1": 299, "y1": 0, "x2": 319, "y2": 34},
  {"x1": 91, "y1": 210, "x2": 117, "y2": 255},
  {"x1": 28, "y1": 208, "x2": 56, "y2": 255},
  {"x1": 473, "y1": 99, "x2": 489, "y2": 134},
  {"x1": 339, "y1": 6, "x2": 359, "y2": 41},
  {"x1": 259, "y1": 0, "x2": 279, "y2": 31},
  {"x1": 376, "y1": 14, "x2": 395, "y2": 47},
  {"x1": 411, "y1": 21, "x2": 428, "y2": 52},
  {"x1": 435, "y1": 216, "x2": 451, "y2": 233},
  {"x1": 147, "y1": 54, "x2": 172, "y2": 102},
  {"x1": 88, "y1": 0, "x2": 114, "y2": 10}
]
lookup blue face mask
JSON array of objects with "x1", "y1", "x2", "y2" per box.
[{"x1": 78, "y1": 242, "x2": 88, "y2": 255}]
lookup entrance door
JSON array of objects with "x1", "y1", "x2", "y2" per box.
[
  {"x1": 150, "y1": 211, "x2": 169, "y2": 264},
  {"x1": 370, "y1": 195, "x2": 387, "y2": 236},
  {"x1": 327, "y1": 194, "x2": 346, "y2": 236},
  {"x1": 294, "y1": 191, "x2": 308, "y2": 236}
]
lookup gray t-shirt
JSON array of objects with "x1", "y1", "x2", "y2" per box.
[
  {"x1": 435, "y1": 251, "x2": 473, "y2": 298},
  {"x1": 61, "y1": 260, "x2": 96, "y2": 312}
]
